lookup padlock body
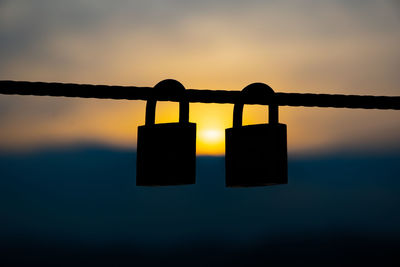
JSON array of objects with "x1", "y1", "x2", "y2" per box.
[
  {"x1": 225, "y1": 123, "x2": 287, "y2": 187},
  {"x1": 136, "y1": 122, "x2": 196, "y2": 186}
]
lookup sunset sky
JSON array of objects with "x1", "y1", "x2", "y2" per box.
[{"x1": 0, "y1": 0, "x2": 399, "y2": 155}]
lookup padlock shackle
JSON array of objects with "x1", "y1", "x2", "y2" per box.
[
  {"x1": 233, "y1": 83, "x2": 278, "y2": 128},
  {"x1": 145, "y1": 79, "x2": 189, "y2": 125}
]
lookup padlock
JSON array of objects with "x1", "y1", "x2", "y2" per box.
[
  {"x1": 225, "y1": 83, "x2": 288, "y2": 187},
  {"x1": 136, "y1": 79, "x2": 196, "y2": 186}
]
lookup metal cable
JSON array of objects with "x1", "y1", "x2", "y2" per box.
[{"x1": 0, "y1": 80, "x2": 399, "y2": 110}]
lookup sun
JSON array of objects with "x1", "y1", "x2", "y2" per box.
[
  {"x1": 201, "y1": 129, "x2": 222, "y2": 143},
  {"x1": 190, "y1": 104, "x2": 233, "y2": 156},
  {"x1": 197, "y1": 128, "x2": 225, "y2": 155}
]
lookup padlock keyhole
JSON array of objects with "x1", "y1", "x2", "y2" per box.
[
  {"x1": 155, "y1": 102, "x2": 180, "y2": 124},
  {"x1": 242, "y1": 105, "x2": 269, "y2": 125}
]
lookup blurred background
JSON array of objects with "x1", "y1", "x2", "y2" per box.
[{"x1": 0, "y1": 0, "x2": 400, "y2": 266}]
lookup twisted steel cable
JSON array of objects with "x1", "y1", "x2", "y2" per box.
[{"x1": 0, "y1": 80, "x2": 399, "y2": 110}]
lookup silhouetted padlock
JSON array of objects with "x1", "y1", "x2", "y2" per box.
[
  {"x1": 225, "y1": 83, "x2": 288, "y2": 187},
  {"x1": 136, "y1": 79, "x2": 196, "y2": 186}
]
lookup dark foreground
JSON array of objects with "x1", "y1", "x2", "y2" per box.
[{"x1": 1, "y1": 146, "x2": 399, "y2": 266}]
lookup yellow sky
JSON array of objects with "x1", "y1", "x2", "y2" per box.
[{"x1": 0, "y1": 0, "x2": 399, "y2": 155}]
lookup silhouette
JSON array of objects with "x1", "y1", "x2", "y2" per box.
[
  {"x1": 136, "y1": 79, "x2": 196, "y2": 186},
  {"x1": 225, "y1": 83, "x2": 288, "y2": 187},
  {"x1": 1, "y1": 80, "x2": 399, "y2": 109}
]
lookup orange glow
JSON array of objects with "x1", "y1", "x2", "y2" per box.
[
  {"x1": 194, "y1": 104, "x2": 275, "y2": 155},
  {"x1": 190, "y1": 104, "x2": 232, "y2": 155},
  {"x1": 151, "y1": 102, "x2": 226, "y2": 155},
  {"x1": 1, "y1": 96, "x2": 398, "y2": 156}
]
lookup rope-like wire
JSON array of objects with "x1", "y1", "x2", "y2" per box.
[{"x1": 0, "y1": 80, "x2": 399, "y2": 110}]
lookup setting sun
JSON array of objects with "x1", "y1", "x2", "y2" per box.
[
  {"x1": 190, "y1": 104, "x2": 232, "y2": 155},
  {"x1": 201, "y1": 129, "x2": 222, "y2": 142},
  {"x1": 197, "y1": 128, "x2": 225, "y2": 155}
]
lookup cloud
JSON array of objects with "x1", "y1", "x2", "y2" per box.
[{"x1": 1, "y1": 0, "x2": 399, "y2": 89}]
